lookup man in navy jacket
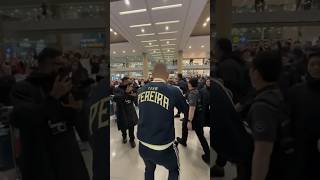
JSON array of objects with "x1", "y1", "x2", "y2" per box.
[{"x1": 137, "y1": 63, "x2": 188, "y2": 180}]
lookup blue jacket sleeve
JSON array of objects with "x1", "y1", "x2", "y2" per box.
[{"x1": 173, "y1": 87, "x2": 189, "y2": 118}]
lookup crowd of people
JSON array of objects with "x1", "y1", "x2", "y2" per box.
[
  {"x1": 110, "y1": 36, "x2": 319, "y2": 180},
  {"x1": 0, "y1": 47, "x2": 109, "y2": 180},
  {"x1": 211, "y1": 37, "x2": 320, "y2": 180}
]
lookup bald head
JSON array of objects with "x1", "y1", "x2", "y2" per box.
[{"x1": 152, "y1": 63, "x2": 169, "y2": 80}]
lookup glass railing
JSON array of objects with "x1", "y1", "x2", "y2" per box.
[{"x1": 0, "y1": 2, "x2": 105, "y2": 22}]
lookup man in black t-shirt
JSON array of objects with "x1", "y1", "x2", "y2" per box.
[{"x1": 248, "y1": 51, "x2": 285, "y2": 180}]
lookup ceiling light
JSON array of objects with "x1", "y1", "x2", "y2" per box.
[
  {"x1": 161, "y1": 44, "x2": 176, "y2": 46},
  {"x1": 151, "y1": 4, "x2": 182, "y2": 11},
  {"x1": 149, "y1": 43, "x2": 152, "y2": 45},
  {"x1": 206, "y1": 17, "x2": 210, "y2": 22},
  {"x1": 167, "y1": 50, "x2": 170, "y2": 52},
  {"x1": 153, "y1": 50, "x2": 156, "y2": 53},
  {"x1": 124, "y1": 0, "x2": 130, "y2": 5},
  {"x1": 132, "y1": 50, "x2": 136, "y2": 53},
  {"x1": 201, "y1": 45, "x2": 205, "y2": 48},
  {"x1": 155, "y1": 20, "x2": 180, "y2": 25},
  {"x1": 145, "y1": 45, "x2": 159, "y2": 47},
  {"x1": 136, "y1": 33, "x2": 155, "y2": 37},
  {"x1": 141, "y1": 28, "x2": 145, "y2": 33},
  {"x1": 160, "y1": 38, "x2": 176, "y2": 41},
  {"x1": 113, "y1": 51, "x2": 116, "y2": 54},
  {"x1": 130, "y1": 23, "x2": 152, "y2": 28},
  {"x1": 189, "y1": 46, "x2": 192, "y2": 49},
  {"x1": 114, "y1": 32, "x2": 118, "y2": 35},
  {"x1": 122, "y1": 51, "x2": 126, "y2": 53},
  {"x1": 141, "y1": 40, "x2": 157, "y2": 43},
  {"x1": 165, "y1": 26, "x2": 169, "y2": 31},
  {"x1": 110, "y1": 28, "x2": 113, "y2": 32},
  {"x1": 158, "y1": 31, "x2": 178, "y2": 35},
  {"x1": 162, "y1": 48, "x2": 175, "y2": 50},
  {"x1": 119, "y1": 9, "x2": 147, "y2": 15},
  {"x1": 203, "y1": 22, "x2": 207, "y2": 27},
  {"x1": 167, "y1": 41, "x2": 170, "y2": 44},
  {"x1": 149, "y1": 49, "x2": 160, "y2": 51}
]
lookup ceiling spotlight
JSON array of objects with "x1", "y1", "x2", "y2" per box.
[
  {"x1": 189, "y1": 46, "x2": 192, "y2": 49},
  {"x1": 149, "y1": 43, "x2": 152, "y2": 45},
  {"x1": 114, "y1": 32, "x2": 118, "y2": 35},
  {"x1": 167, "y1": 41, "x2": 170, "y2": 44},
  {"x1": 110, "y1": 28, "x2": 113, "y2": 32},
  {"x1": 122, "y1": 51, "x2": 126, "y2": 53},
  {"x1": 165, "y1": 26, "x2": 169, "y2": 31},
  {"x1": 141, "y1": 28, "x2": 145, "y2": 33},
  {"x1": 153, "y1": 50, "x2": 156, "y2": 53},
  {"x1": 203, "y1": 22, "x2": 207, "y2": 27},
  {"x1": 113, "y1": 51, "x2": 116, "y2": 54},
  {"x1": 201, "y1": 45, "x2": 205, "y2": 48},
  {"x1": 124, "y1": 0, "x2": 130, "y2": 5},
  {"x1": 167, "y1": 49, "x2": 170, "y2": 52},
  {"x1": 132, "y1": 50, "x2": 136, "y2": 53},
  {"x1": 206, "y1": 17, "x2": 210, "y2": 22}
]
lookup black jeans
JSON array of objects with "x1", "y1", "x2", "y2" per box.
[
  {"x1": 139, "y1": 143, "x2": 180, "y2": 180},
  {"x1": 181, "y1": 119, "x2": 210, "y2": 157},
  {"x1": 121, "y1": 126, "x2": 135, "y2": 141}
]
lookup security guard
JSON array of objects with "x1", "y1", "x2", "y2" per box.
[{"x1": 137, "y1": 63, "x2": 188, "y2": 180}]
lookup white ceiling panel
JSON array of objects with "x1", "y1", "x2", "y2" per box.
[{"x1": 110, "y1": 0, "x2": 208, "y2": 60}]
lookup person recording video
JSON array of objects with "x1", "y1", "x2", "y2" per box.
[
  {"x1": 113, "y1": 77, "x2": 138, "y2": 148},
  {"x1": 10, "y1": 48, "x2": 90, "y2": 180}
]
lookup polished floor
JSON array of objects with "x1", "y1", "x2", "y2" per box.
[{"x1": 110, "y1": 108, "x2": 234, "y2": 180}]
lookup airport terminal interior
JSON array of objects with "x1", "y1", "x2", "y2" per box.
[{"x1": 0, "y1": 0, "x2": 319, "y2": 180}]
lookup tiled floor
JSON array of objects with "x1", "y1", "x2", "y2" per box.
[{"x1": 110, "y1": 110, "x2": 217, "y2": 180}]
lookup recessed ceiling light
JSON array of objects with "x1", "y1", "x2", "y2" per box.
[
  {"x1": 158, "y1": 31, "x2": 178, "y2": 35},
  {"x1": 141, "y1": 28, "x2": 145, "y2": 33},
  {"x1": 160, "y1": 38, "x2": 176, "y2": 41},
  {"x1": 141, "y1": 40, "x2": 157, "y2": 43},
  {"x1": 130, "y1": 23, "x2": 152, "y2": 28},
  {"x1": 132, "y1": 49, "x2": 136, "y2": 52},
  {"x1": 149, "y1": 43, "x2": 152, "y2": 45},
  {"x1": 113, "y1": 51, "x2": 116, "y2": 54},
  {"x1": 203, "y1": 22, "x2": 207, "y2": 27},
  {"x1": 167, "y1": 49, "x2": 170, "y2": 52},
  {"x1": 155, "y1": 20, "x2": 180, "y2": 25},
  {"x1": 122, "y1": 51, "x2": 126, "y2": 53},
  {"x1": 136, "y1": 33, "x2": 155, "y2": 37},
  {"x1": 151, "y1": 4, "x2": 182, "y2": 11},
  {"x1": 110, "y1": 28, "x2": 113, "y2": 32},
  {"x1": 206, "y1": 17, "x2": 210, "y2": 22},
  {"x1": 124, "y1": 0, "x2": 130, "y2": 5},
  {"x1": 201, "y1": 45, "x2": 205, "y2": 48},
  {"x1": 153, "y1": 50, "x2": 156, "y2": 53},
  {"x1": 189, "y1": 46, "x2": 192, "y2": 49},
  {"x1": 165, "y1": 26, "x2": 169, "y2": 31},
  {"x1": 114, "y1": 32, "x2": 118, "y2": 35},
  {"x1": 167, "y1": 41, "x2": 170, "y2": 44},
  {"x1": 119, "y1": 9, "x2": 147, "y2": 15}
]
